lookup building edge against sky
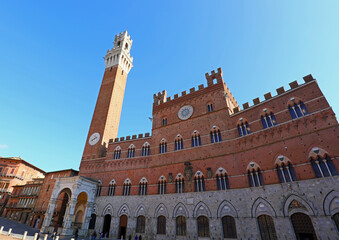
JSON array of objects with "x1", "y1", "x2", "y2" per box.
[{"x1": 2, "y1": 31, "x2": 339, "y2": 240}]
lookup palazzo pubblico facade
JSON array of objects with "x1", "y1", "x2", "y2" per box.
[{"x1": 39, "y1": 31, "x2": 339, "y2": 240}]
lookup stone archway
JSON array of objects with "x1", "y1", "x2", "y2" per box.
[
  {"x1": 118, "y1": 215, "x2": 128, "y2": 239},
  {"x1": 102, "y1": 214, "x2": 111, "y2": 237},
  {"x1": 291, "y1": 213, "x2": 317, "y2": 240}
]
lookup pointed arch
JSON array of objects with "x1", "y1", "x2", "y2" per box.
[
  {"x1": 103, "y1": 204, "x2": 113, "y2": 216},
  {"x1": 323, "y1": 190, "x2": 339, "y2": 216},
  {"x1": 251, "y1": 197, "x2": 277, "y2": 218},
  {"x1": 154, "y1": 203, "x2": 169, "y2": 218},
  {"x1": 173, "y1": 202, "x2": 189, "y2": 218},
  {"x1": 308, "y1": 147, "x2": 332, "y2": 160},
  {"x1": 210, "y1": 126, "x2": 222, "y2": 143},
  {"x1": 123, "y1": 178, "x2": 131, "y2": 184},
  {"x1": 287, "y1": 97, "x2": 303, "y2": 107},
  {"x1": 193, "y1": 201, "x2": 212, "y2": 218},
  {"x1": 139, "y1": 177, "x2": 148, "y2": 183},
  {"x1": 283, "y1": 194, "x2": 316, "y2": 217},
  {"x1": 143, "y1": 142, "x2": 150, "y2": 147},
  {"x1": 175, "y1": 173, "x2": 184, "y2": 180},
  {"x1": 135, "y1": 203, "x2": 147, "y2": 217},
  {"x1": 274, "y1": 155, "x2": 292, "y2": 166},
  {"x1": 158, "y1": 175, "x2": 166, "y2": 181},
  {"x1": 247, "y1": 161, "x2": 260, "y2": 171},
  {"x1": 118, "y1": 203, "x2": 130, "y2": 217},
  {"x1": 217, "y1": 200, "x2": 238, "y2": 218},
  {"x1": 114, "y1": 146, "x2": 121, "y2": 151}
]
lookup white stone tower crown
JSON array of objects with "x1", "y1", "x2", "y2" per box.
[{"x1": 104, "y1": 30, "x2": 133, "y2": 73}]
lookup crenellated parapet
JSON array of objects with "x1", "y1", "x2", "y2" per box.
[
  {"x1": 205, "y1": 67, "x2": 223, "y2": 86},
  {"x1": 109, "y1": 132, "x2": 151, "y2": 144},
  {"x1": 232, "y1": 74, "x2": 316, "y2": 114}
]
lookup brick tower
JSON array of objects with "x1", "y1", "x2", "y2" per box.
[{"x1": 82, "y1": 31, "x2": 133, "y2": 159}]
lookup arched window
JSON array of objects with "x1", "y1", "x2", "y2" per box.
[
  {"x1": 257, "y1": 215, "x2": 278, "y2": 240},
  {"x1": 288, "y1": 98, "x2": 309, "y2": 119},
  {"x1": 122, "y1": 179, "x2": 131, "y2": 196},
  {"x1": 113, "y1": 146, "x2": 121, "y2": 159},
  {"x1": 276, "y1": 162, "x2": 297, "y2": 183},
  {"x1": 207, "y1": 103, "x2": 213, "y2": 112},
  {"x1": 194, "y1": 171, "x2": 205, "y2": 192},
  {"x1": 175, "y1": 173, "x2": 185, "y2": 193},
  {"x1": 261, "y1": 109, "x2": 277, "y2": 129},
  {"x1": 174, "y1": 135, "x2": 184, "y2": 151},
  {"x1": 162, "y1": 118, "x2": 167, "y2": 126},
  {"x1": 216, "y1": 168, "x2": 230, "y2": 190},
  {"x1": 291, "y1": 213, "x2": 317, "y2": 240},
  {"x1": 176, "y1": 216, "x2": 186, "y2": 236},
  {"x1": 197, "y1": 216, "x2": 210, "y2": 237},
  {"x1": 237, "y1": 118, "x2": 251, "y2": 137},
  {"x1": 136, "y1": 215, "x2": 146, "y2": 233},
  {"x1": 108, "y1": 180, "x2": 116, "y2": 196},
  {"x1": 210, "y1": 126, "x2": 222, "y2": 143},
  {"x1": 158, "y1": 176, "x2": 166, "y2": 195},
  {"x1": 247, "y1": 162, "x2": 264, "y2": 187},
  {"x1": 139, "y1": 178, "x2": 147, "y2": 196},
  {"x1": 157, "y1": 215, "x2": 166, "y2": 235},
  {"x1": 127, "y1": 144, "x2": 135, "y2": 158},
  {"x1": 96, "y1": 181, "x2": 102, "y2": 196},
  {"x1": 159, "y1": 139, "x2": 167, "y2": 154},
  {"x1": 142, "y1": 142, "x2": 150, "y2": 156},
  {"x1": 222, "y1": 216, "x2": 237, "y2": 239},
  {"x1": 191, "y1": 130, "x2": 202, "y2": 147},
  {"x1": 311, "y1": 154, "x2": 338, "y2": 178}
]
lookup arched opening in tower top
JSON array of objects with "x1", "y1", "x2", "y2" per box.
[
  {"x1": 125, "y1": 43, "x2": 129, "y2": 50},
  {"x1": 117, "y1": 41, "x2": 121, "y2": 47}
]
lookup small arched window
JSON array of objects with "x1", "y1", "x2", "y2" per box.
[
  {"x1": 207, "y1": 103, "x2": 213, "y2": 112},
  {"x1": 261, "y1": 109, "x2": 277, "y2": 129},
  {"x1": 139, "y1": 177, "x2": 148, "y2": 196},
  {"x1": 113, "y1": 146, "x2": 121, "y2": 159},
  {"x1": 108, "y1": 179, "x2": 116, "y2": 196},
  {"x1": 191, "y1": 130, "x2": 202, "y2": 147},
  {"x1": 96, "y1": 180, "x2": 102, "y2": 197},
  {"x1": 310, "y1": 148, "x2": 338, "y2": 178},
  {"x1": 136, "y1": 215, "x2": 146, "y2": 233},
  {"x1": 288, "y1": 98, "x2": 309, "y2": 119},
  {"x1": 157, "y1": 215, "x2": 166, "y2": 235},
  {"x1": 122, "y1": 179, "x2": 131, "y2": 196},
  {"x1": 247, "y1": 162, "x2": 264, "y2": 187},
  {"x1": 162, "y1": 118, "x2": 167, "y2": 126},
  {"x1": 175, "y1": 135, "x2": 184, "y2": 151},
  {"x1": 176, "y1": 216, "x2": 186, "y2": 236},
  {"x1": 237, "y1": 118, "x2": 251, "y2": 137},
  {"x1": 158, "y1": 176, "x2": 166, "y2": 195},
  {"x1": 275, "y1": 156, "x2": 297, "y2": 183},
  {"x1": 142, "y1": 142, "x2": 150, "y2": 156},
  {"x1": 197, "y1": 216, "x2": 210, "y2": 237},
  {"x1": 216, "y1": 168, "x2": 230, "y2": 190},
  {"x1": 159, "y1": 139, "x2": 167, "y2": 154},
  {"x1": 210, "y1": 126, "x2": 222, "y2": 143},
  {"x1": 222, "y1": 216, "x2": 237, "y2": 239},
  {"x1": 175, "y1": 173, "x2": 185, "y2": 193},
  {"x1": 194, "y1": 171, "x2": 205, "y2": 192},
  {"x1": 127, "y1": 144, "x2": 135, "y2": 158}
]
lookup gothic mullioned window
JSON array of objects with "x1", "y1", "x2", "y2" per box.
[
  {"x1": 142, "y1": 142, "x2": 150, "y2": 156},
  {"x1": 194, "y1": 171, "x2": 205, "y2": 192},
  {"x1": 261, "y1": 109, "x2": 277, "y2": 129},
  {"x1": 157, "y1": 215, "x2": 166, "y2": 235},
  {"x1": 237, "y1": 118, "x2": 251, "y2": 137},
  {"x1": 191, "y1": 130, "x2": 202, "y2": 147},
  {"x1": 127, "y1": 144, "x2": 135, "y2": 158},
  {"x1": 216, "y1": 168, "x2": 230, "y2": 190},
  {"x1": 310, "y1": 148, "x2": 338, "y2": 178},
  {"x1": 113, "y1": 146, "x2": 121, "y2": 159},
  {"x1": 108, "y1": 179, "x2": 116, "y2": 196},
  {"x1": 158, "y1": 176, "x2": 166, "y2": 194},
  {"x1": 175, "y1": 173, "x2": 185, "y2": 193},
  {"x1": 197, "y1": 216, "x2": 210, "y2": 237},
  {"x1": 136, "y1": 215, "x2": 146, "y2": 233},
  {"x1": 176, "y1": 216, "x2": 186, "y2": 236},
  {"x1": 210, "y1": 126, "x2": 222, "y2": 143},
  {"x1": 275, "y1": 156, "x2": 297, "y2": 183},
  {"x1": 139, "y1": 177, "x2": 148, "y2": 196},
  {"x1": 207, "y1": 103, "x2": 213, "y2": 112},
  {"x1": 222, "y1": 216, "x2": 237, "y2": 239},
  {"x1": 175, "y1": 135, "x2": 184, "y2": 151},
  {"x1": 288, "y1": 98, "x2": 309, "y2": 119},
  {"x1": 96, "y1": 180, "x2": 102, "y2": 197},
  {"x1": 257, "y1": 215, "x2": 278, "y2": 240},
  {"x1": 122, "y1": 179, "x2": 131, "y2": 196},
  {"x1": 159, "y1": 139, "x2": 167, "y2": 154},
  {"x1": 247, "y1": 162, "x2": 264, "y2": 187}
]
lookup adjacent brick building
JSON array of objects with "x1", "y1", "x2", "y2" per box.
[{"x1": 39, "y1": 31, "x2": 339, "y2": 239}]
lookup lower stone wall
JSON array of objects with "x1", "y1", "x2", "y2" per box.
[{"x1": 92, "y1": 176, "x2": 339, "y2": 239}]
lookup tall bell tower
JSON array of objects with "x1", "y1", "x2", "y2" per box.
[{"x1": 82, "y1": 31, "x2": 133, "y2": 159}]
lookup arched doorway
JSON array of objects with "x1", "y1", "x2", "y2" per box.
[
  {"x1": 102, "y1": 214, "x2": 111, "y2": 237},
  {"x1": 54, "y1": 188, "x2": 72, "y2": 229},
  {"x1": 72, "y1": 192, "x2": 88, "y2": 229},
  {"x1": 89, "y1": 214, "x2": 96, "y2": 229},
  {"x1": 291, "y1": 213, "x2": 317, "y2": 240},
  {"x1": 118, "y1": 215, "x2": 128, "y2": 239}
]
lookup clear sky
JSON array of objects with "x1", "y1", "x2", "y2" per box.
[{"x1": 0, "y1": 1, "x2": 338, "y2": 172}]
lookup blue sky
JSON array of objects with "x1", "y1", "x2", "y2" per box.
[{"x1": 0, "y1": 1, "x2": 338, "y2": 172}]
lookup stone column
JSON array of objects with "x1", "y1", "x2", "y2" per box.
[
  {"x1": 81, "y1": 202, "x2": 94, "y2": 236},
  {"x1": 61, "y1": 197, "x2": 77, "y2": 236},
  {"x1": 40, "y1": 198, "x2": 57, "y2": 233}
]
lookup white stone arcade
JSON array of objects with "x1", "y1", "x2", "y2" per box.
[{"x1": 40, "y1": 176, "x2": 97, "y2": 236}]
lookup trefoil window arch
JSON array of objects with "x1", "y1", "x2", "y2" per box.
[
  {"x1": 142, "y1": 142, "x2": 150, "y2": 156},
  {"x1": 288, "y1": 98, "x2": 309, "y2": 119},
  {"x1": 194, "y1": 171, "x2": 205, "y2": 192},
  {"x1": 108, "y1": 179, "x2": 116, "y2": 196},
  {"x1": 113, "y1": 146, "x2": 121, "y2": 159},
  {"x1": 139, "y1": 177, "x2": 148, "y2": 196},
  {"x1": 247, "y1": 162, "x2": 264, "y2": 187},
  {"x1": 216, "y1": 167, "x2": 230, "y2": 190},
  {"x1": 159, "y1": 139, "x2": 167, "y2": 154},
  {"x1": 191, "y1": 130, "x2": 202, "y2": 147},
  {"x1": 175, "y1": 173, "x2": 185, "y2": 193},
  {"x1": 122, "y1": 179, "x2": 131, "y2": 196},
  {"x1": 261, "y1": 109, "x2": 277, "y2": 129},
  {"x1": 158, "y1": 176, "x2": 167, "y2": 194},
  {"x1": 175, "y1": 135, "x2": 184, "y2": 151},
  {"x1": 210, "y1": 126, "x2": 222, "y2": 143},
  {"x1": 237, "y1": 118, "x2": 251, "y2": 137},
  {"x1": 127, "y1": 144, "x2": 135, "y2": 158}
]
